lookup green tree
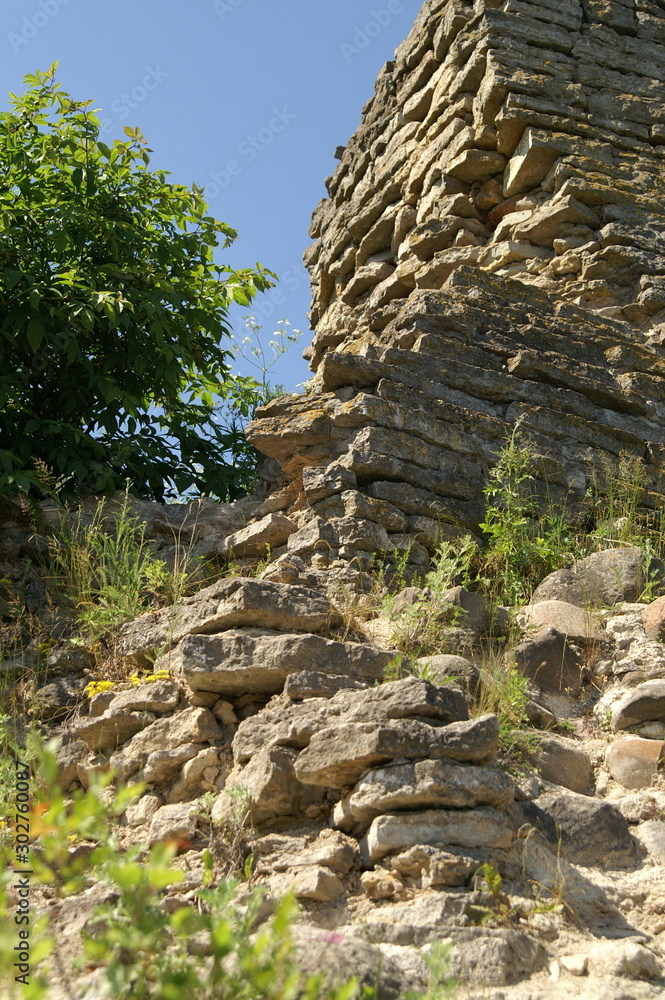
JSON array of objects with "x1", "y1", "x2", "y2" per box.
[{"x1": 0, "y1": 64, "x2": 275, "y2": 501}]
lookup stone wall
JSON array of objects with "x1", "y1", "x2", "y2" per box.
[{"x1": 247, "y1": 0, "x2": 665, "y2": 573}]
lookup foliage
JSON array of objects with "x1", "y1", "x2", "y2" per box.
[
  {"x1": 47, "y1": 490, "x2": 201, "y2": 650},
  {"x1": 0, "y1": 64, "x2": 276, "y2": 502},
  {"x1": 381, "y1": 537, "x2": 478, "y2": 658},
  {"x1": 478, "y1": 420, "x2": 572, "y2": 606}
]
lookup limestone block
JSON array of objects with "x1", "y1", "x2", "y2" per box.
[
  {"x1": 587, "y1": 940, "x2": 661, "y2": 981},
  {"x1": 211, "y1": 746, "x2": 323, "y2": 826},
  {"x1": 72, "y1": 710, "x2": 154, "y2": 754},
  {"x1": 108, "y1": 681, "x2": 179, "y2": 715},
  {"x1": 294, "y1": 715, "x2": 500, "y2": 788},
  {"x1": 219, "y1": 514, "x2": 297, "y2": 559},
  {"x1": 503, "y1": 128, "x2": 564, "y2": 197},
  {"x1": 611, "y1": 680, "x2": 665, "y2": 732},
  {"x1": 606, "y1": 735, "x2": 664, "y2": 789},
  {"x1": 143, "y1": 743, "x2": 201, "y2": 785},
  {"x1": 168, "y1": 746, "x2": 219, "y2": 803},
  {"x1": 362, "y1": 806, "x2": 514, "y2": 864},
  {"x1": 233, "y1": 676, "x2": 469, "y2": 763},
  {"x1": 283, "y1": 671, "x2": 368, "y2": 701},
  {"x1": 125, "y1": 793, "x2": 163, "y2": 828},
  {"x1": 333, "y1": 758, "x2": 516, "y2": 831},
  {"x1": 302, "y1": 463, "x2": 356, "y2": 504},
  {"x1": 447, "y1": 149, "x2": 507, "y2": 182},
  {"x1": 148, "y1": 803, "x2": 198, "y2": 846},
  {"x1": 172, "y1": 629, "x2": 394, "y2": 697},
  {"x1": 109, "y1": 707, "x2": 222, "y2": 780},
  {"x1": 634, "y1": 820, "x2": 665, "y2": 860},
  {"x1": 574, "y1": 547, "x2": 658, "y2": 606},
  {"x1": 513, "y1": 195, "x2": 599, "y2": 247}
]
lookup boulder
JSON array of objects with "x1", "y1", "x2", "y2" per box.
[
  {"x1": 531, "y1": 568, "x2": 584, "y2": 606},
  {"x1": 171, "y1": 629, "x2": 395, "y2": 695},
  {"x1": 362, "y1": 806, "x2": 514, "y2": 864},
  {"x1": 574, "y1": 547, "x2": 657, "y2": 606},
  {"x1": 55, "y1": 739, "x2": 88, "y2": 787},
  {"x1": 233, "y1": 676, "x2": 468, "y2": 763},
  {"x1": 531, "y1": 735, "x2": 594, "y2": 794},
  {"x1": 606, "y1": 736, "x2": 664, "y2": 789},
  {"x1": 516, "y1": 600, "x2": 602, "y2": 642},
  {"x1": 522, "y1": 793, "x2": 636, "y2": 867},
  {"x1": 611, "y1": 679, "x2": 665, "y2": 732},
  {"x1": 511, "y1": 627, "x2": 585, "y2": 695},
  {"x1": 333, "y1": 758, "x2": 515, "y2": 831},
  {"x1": 125, "y1": 794, "x2": 163, "y2": 827},
  {"x1": 294, "y1": 715, "x2": 499, "y2": 788},
  {"x1": 440, "y1": 586, "x2": 490, "y2": 635}
]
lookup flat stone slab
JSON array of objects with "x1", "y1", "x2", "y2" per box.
[
  {"x1": 361, "y1": 806, "x2": 514, "y2": 864},
  {"x1": 108, "y1": 681, "x2": 179, "y2": 715},
  {"x1": 294, "y1": 714, "x2": 499, "y2": 788},
  {"x1": 109, "y1": 707, "x2": 222, "y2": 780},
  {"x1": 172, "y1": 629, "x2": 395, "y2": 696},
  {"x1": 117, "y1": 578, "x2": 336, "y2": 665},
  {"x1": 517, "y1": 600, "x2": 602, "y2": 642},
  {"x1": 72, "y1": 710, "x2": 154, "y2": 754},
  {"x1": 333, "y1": 758, "x2": 516, "y2": 831},
  {"x1": 233, "y1": 676, "x2": 468, "y2": 763}
]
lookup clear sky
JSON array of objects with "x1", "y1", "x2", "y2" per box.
[{"x1": 1, "y1": 0, "x2": 419, "y2": 392}]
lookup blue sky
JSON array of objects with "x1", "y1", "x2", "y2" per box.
[{"x1": 1, "y1": 0, "x2": 418, "y2": 392}]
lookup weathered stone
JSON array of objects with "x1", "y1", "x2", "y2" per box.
[
  {"x1": 211, "y1": 747, "x2": 323, "y2": 826},
  {"x1": 362, "y1": 807, "x2": 514, "y2": 864},
  {"x1": 294, "y1": 715, "x2": 499, "y2": 788},
  {"x1": 517, "y1": 600, "x2": 603, "y2": 643},
  {"x1": 413, "y1": 654, "x2": 480, "y2": 693},
  {"x1": 233, "y1": 676, "x2": 468, "y2": 763},
  {"x1": 302, "y1": 463, "x2": 357, "y2": 504},
  {"x1": 118, "y1": 578, "x2": 336, "y2": 664},
  {"x1": 172, "y1": 629, "x2": 394, "y2": 696},
  {"x1": 642, "y1": 595, "x2": 665, "y2": 641},
  {"x1": 283, "y1": 671, "x2": 368, "y2": 701},
  {"x1": 108, "y1": 681, "x2": 179, "y2": 715},
  {"x1": 168, "y1": 747, "x2": 219, "y2": 804},
  {"x1": 531, "y1": 569, "x2": 585, "y2": 606},
  {"x1": 333, "y1": 758, "x2": 515, "y2": 831},
  {"x1": 219, "y1": 513, "x2": 297, "y2": 559},
  {"x1": 531, "y1": 735, "x2": 594, "y2": 795},
  {"x1": 56, "y1": 739, "x2": 88, "y2": 787},
  {"x1": 72, "y1": 710, "x2": 154, "y2": 754},
  {"x1": 522, "y1": 793, "x2": 636, "y2": 867},
  {"x1": 109, "y1": 708, "x2": 222, "y2": 780},
  {"x1": 440, "y1": 586, "x2": 490, "y2": 635},
  {"x1": 148, "y1": 803, "x2": 199, "y2": 846},
  {"x1": 386, "y1": 845, "x2": 477, "y2": 888},
  {"x1": 633, "y1": 820, "x2": 665, "y2": 860},
  {"x1": 143, "y1": 743, "x2": 202, "y2": 785},
  {"x1": 611, "y1": 680, "x2": 665, "y2": 732},
  {"x1": 574, "y1": 547, "x2": 656, "y2": 606},
  {"x1": 587, "y1": 940, "x2": 662, "y2": 981},
  {"x1": 125, "y1": 793, "x2": 163, "y2": 828},
  {"x1": 606, "y1": 736, "x2": 664, "y2": 789},
  {"x1": 511, "y1": 627, "x2": 586, "y2": 696}
]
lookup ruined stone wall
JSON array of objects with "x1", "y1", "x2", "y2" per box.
[{"x1": 247, "y1": 0, "x2": 665, "y2": 574}]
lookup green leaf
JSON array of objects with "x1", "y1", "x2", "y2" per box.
[{"x1": 26, "y1": 317, "x2": 45, "y2": 351}]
